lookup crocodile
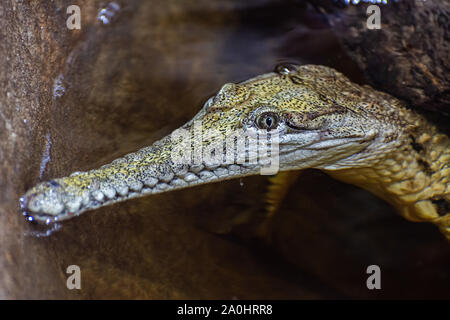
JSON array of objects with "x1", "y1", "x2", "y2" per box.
[{"x1": 20, "y1": 64, "x2": 449, "y2": 239}]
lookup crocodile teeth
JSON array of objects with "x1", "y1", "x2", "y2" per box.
[
  {"x1": 214, "y1": 167, "x2": 228, "y2": 177},
  {"x1": 143, "y1": 177, "x2": 158, "y2": 187},
  {"x1": 171, "y1": 178, "x2": 187, "y2": 187},
  {"x1": 184, "y1": 173, "x2": 198, "y2": 182},
  {"x1": 102, "y1": 186, "x2": 116, "y2": 199},
  {"x1": 66, "y1": 196, "x2": 82, "y2": 212},
  {"x1": 159, "y1": 172, "x2": 174, "y2": 183},
  {"x1": 198, "y1": 171, "x2": 214, "y2": 180},
  {"x1": 189, "y1": 164, "x2": 204, "y2": 173},
  {"x1": 155, "y1": 182, "x2": 169, "y2": 190},
  {"x1": 128, "y1": 180, "x2": 143, "y2": 192},
  {"x1": 229, "y1": 164, "x2": 241, "y2": 172},
  {"x1": 91, "y1": 190, "x2": 105, "y2": 202},
  {"x1": 116, "y1": 185, "x2": 129, "y2": 196}
]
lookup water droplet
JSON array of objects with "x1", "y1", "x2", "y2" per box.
[
  {"x1": 239, "y1": 178, "x2": 244, "y2": 187},
  {"x1": 274, "y1": 62, "x2": 299, "y2": 75},
  {"x1": 97, "y1": 2, "x2": 120, "y2": 25},
  {"x1": 23, "y1": 118, "x2": 27, "y2": 124},
  {"x1": 19, "y1": 197, "x2": 26, "y2": 209},
  {"x1": 24, "y1": 222, "x2": 62, "y2": 238}
]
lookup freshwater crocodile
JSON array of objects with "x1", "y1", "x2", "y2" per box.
[{"x1": 20, "y1": 64, "x2": 449, "y2": 239}]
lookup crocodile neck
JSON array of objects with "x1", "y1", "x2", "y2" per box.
[{"x1": 325, "y1": 118, "x2": 449, "y2": 236}]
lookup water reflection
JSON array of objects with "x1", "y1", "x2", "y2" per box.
[{"x1": 97, "y1": 2, "x2": 121, "y2": 25}]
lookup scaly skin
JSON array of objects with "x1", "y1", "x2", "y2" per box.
[{"x1": 21, "y1": 64, "x2": 449, "y2": 239}]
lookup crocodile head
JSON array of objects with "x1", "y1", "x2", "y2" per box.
[
  {"x1": 21, "y1": 64, "x2": 406, "y2": 223},
  {"x1": 184, "y1": 63, "x2": 387, "y2": 173}
]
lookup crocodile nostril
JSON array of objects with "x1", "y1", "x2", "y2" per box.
[{"x1": 48, "y1": 180, "x2": 60, "y2": 187}]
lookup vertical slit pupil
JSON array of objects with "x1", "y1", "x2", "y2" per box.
[{"x1": 256, "y1": 112, "x2": 278, "y2": 130}]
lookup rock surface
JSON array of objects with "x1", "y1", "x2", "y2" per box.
[{"x1": 312, "y1": 0, "x2": 450, "y2": 118}]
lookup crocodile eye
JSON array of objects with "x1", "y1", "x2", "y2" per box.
[{"x1": 256, "y1": 112, "x2": 279, "y2": 130}]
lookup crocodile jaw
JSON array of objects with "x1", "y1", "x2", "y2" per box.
[
  {"x1": 20, "y1": 65, "x2": 379, "y2": 223},
  {"x1": 19, "y1": 120, "x2": 271, "y2": 223},
  {"x1": 21, "y1": 64, "x2": 448, "y2": 236}
]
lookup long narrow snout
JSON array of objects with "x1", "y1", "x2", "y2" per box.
[{"x1": 20, "y1": 123, "x2": 279, "y2": 223}]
